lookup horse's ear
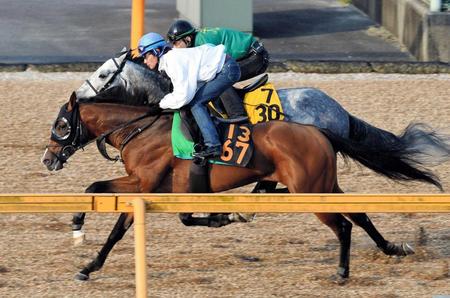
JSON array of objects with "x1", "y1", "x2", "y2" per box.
[
  {"x1": 116, "y1": 47, "x2": 129, "y2": 58},
  {"x1": 67, "y1": 92, "x2": 77, "y2": 111}
]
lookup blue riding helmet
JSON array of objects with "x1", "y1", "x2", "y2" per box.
[{"x1": 138, "y1": 32, "x2": 168, "y2": 58}]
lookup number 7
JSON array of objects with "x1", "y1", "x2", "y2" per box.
[
  {"x1": 235, "y1": 141, "x2": 249, "y2": 164},
  {"x1": 261, "y1": 88, "x2": 273, "y2": 104}
]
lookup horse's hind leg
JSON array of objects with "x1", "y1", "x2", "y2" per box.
[
  {"x1": 333, "y1": 184, "x2": 415, "y2": 257},
  {"x1": 252, "y1": 181, "x2": 278, "y2": 193},
  {"x1": 315, "y1": 213, "x2": 353, "y2": 283},
  {"x1": 346, "y1": 213, "x2": 415, "y2": 256},
  {"x1": 179, "y1": 213, "x2": 231, "y2": 228},
  {"x1": 75, "y1": 212, "x2": 133, "y2": 280}
]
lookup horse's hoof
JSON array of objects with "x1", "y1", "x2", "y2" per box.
[
  {"x1": 74, "y1": 272, "x2": 89, "y2": 281},
  {"x1": 329, "y1": 274, "x2": 349, "y2": 285},
  {"x1": 229, "y1": 213, "x2": 256, "y2": 223},
  {"x1": 384, "y1": 241, "x2": 416, "y2": 257},
  {"x1": 401, "y1": 242, "x2": 415, "y2": 256},
  {"x1": 208, "y1": 215, "x2": 231, "y2": 228},
  {"x1": 73, "y1": 230, "x2": 85, "y2": 247}
]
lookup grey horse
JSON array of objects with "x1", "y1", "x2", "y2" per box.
[
  {"x1": 76, "y1": 51, "x2": 351, "y2": 137},
  {"x1": 76, "y1": 51, "x2": 450, "y2": 169}
]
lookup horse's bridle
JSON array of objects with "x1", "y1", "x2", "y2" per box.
[
  {"x1": 49, "y1": 102, "x2": 90, "y2": 163},
  {"x1": 48, "y1": 101, "x2": 162, "y2": 164},
  {"x1": 84, "y1": 50, "x2": 130, "y2": 95}
]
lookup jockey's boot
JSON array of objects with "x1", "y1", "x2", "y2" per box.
[
  {"x1": 219, "y1": 87, "x2": 248, "y2": 123},
  {"x1": 193, "y1": 145, "x2": 222, "y2": 159}
]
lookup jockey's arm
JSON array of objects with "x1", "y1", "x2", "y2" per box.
[{"x1": 158, "y1": 54, "x2": 197, "y2": 109}]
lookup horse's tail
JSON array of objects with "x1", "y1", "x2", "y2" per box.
[{"x1": 321, "y1": 117, "x2": 450, "y2": 190}]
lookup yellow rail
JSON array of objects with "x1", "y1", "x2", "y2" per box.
[
  {"x1": 1, "y1": 193, "x2": 449, "y2": 298},
  {"x1": 0, "y1": 193, "x2": 450, "y2": 213}
]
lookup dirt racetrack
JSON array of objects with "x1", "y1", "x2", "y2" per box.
[{"x1": 0, "y1": 71, "x2": 449, "y2": 297}]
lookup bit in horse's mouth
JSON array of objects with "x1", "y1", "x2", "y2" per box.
[{"x1": 50, "y1": 160, "x2": 64, "y2": 171}]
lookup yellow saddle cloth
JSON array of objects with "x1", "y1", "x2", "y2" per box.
[{"x1": 243, "y1": 83, "x2": 284, "y2": 124}]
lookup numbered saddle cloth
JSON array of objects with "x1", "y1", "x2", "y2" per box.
[
  {"x1": 243, "y1": 83, "x2": 285, "y2": 124},
  {"x1": 171, "y1": 83, "x2": 284, "y2": 166},
  {"x1": 171, "y1": 111, "x2": 254, "y2": 167}
]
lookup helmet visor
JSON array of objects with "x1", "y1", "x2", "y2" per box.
[
  {"x1": 138, "y1": 38, "x2": 165, "y2": 57},
  {"x1": 167, "y1": 29, "x2": 195, "y2": 43},
  {"x1": 139, "y1": 47, "x2": 161, "y2": 58},
  {"x1": 167, "y1": 33, "x2": 177, "y2": 42}
]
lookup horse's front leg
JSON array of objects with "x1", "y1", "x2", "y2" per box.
[
  {"x1": 71, "y1": 175, "x2": 141, "y2": 246},
  {"x1": 76, "y1": 212, "x2": 133, "y2": 280},
  {"x1": 72, "y1": 212, "x2": 86, "y2": 246},
  {"x1": 73, "y1": 175, "x2": 140, "y2": 280}
]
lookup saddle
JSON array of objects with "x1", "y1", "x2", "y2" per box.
[
  {"x1": 175, "y1": 109, "x2": 254, "y2": 168},
  {"x1": 236, "y1": 73, "x2": 269, "y2": 95}
]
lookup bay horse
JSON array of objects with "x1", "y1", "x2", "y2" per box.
[{"x1": 42, "y1": 92, "x2": 438, "y2": 282}]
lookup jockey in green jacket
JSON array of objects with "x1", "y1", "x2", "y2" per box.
[
  {"x1": 195, "y1": 27, "x2": 257, "y2": 62},
  {"x1": 166, "y1": 20, "x2": 270, "y2": 121},
  {"x1": 167, "y1": 20, "x2": 269, "y2": 81}
]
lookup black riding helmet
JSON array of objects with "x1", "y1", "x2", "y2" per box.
[{"x1": 167, "y1": 20, "x2": 196, "y2": 43}]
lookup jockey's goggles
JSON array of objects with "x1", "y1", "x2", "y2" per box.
[
  {"x1": 143, "y1": 48, "x2": 160, "y2": 58},
  {"x1": 138, "y1": 43, "x2": 165, "y2": 58},
  {"x1": 167, "y1": 29, "x2": 195, "y2": 42}
]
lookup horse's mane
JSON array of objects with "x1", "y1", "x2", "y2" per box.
[{"x1": 79, "y1": 57, "x2": 172, "y2": 107}]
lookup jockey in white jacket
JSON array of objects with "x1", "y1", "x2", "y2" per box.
[
  {"x1": 158, "y1": 44, "x2": 226, "y2": 109},
  {"x1": 138, "y1": 32, "x2": 241, "y2": 159}
]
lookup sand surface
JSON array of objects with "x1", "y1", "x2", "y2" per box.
[{"x1": 0, "y1": 71, "x2": 449, "y2": 297}]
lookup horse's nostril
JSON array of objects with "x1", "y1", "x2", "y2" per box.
[{"x1": 42, "y1": 158, "x2": 51, "y2": 166}]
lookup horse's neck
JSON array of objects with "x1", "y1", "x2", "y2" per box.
[
  {"x1": 124, "y1": 62, "x2": 171, "y2": 105},
  {"x1": 80, "y1": 103, "x2": 172, "y2": 149}
]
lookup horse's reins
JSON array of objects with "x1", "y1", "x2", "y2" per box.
[{"x1": 96, "y1": 111, "x2": 162, "y2": 162}]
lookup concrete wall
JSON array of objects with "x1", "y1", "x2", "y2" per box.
[
  {"x1": 353, "y1": 0, "x2": 449, "y2": 62},
  {"x1": 176, "y1": 0, "x2": 253, "y2": 32}
]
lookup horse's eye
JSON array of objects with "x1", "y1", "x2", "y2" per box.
[{"x1": 99, "y1": 73, "x2": 108, "y2": 79}]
